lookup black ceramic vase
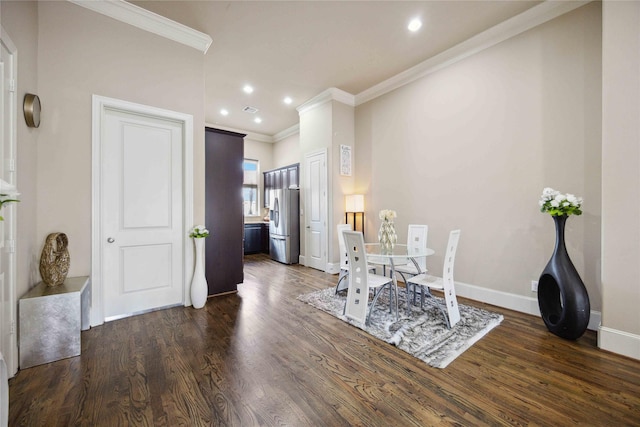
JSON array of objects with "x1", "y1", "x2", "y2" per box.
[{"x1": 538, "y1": 215, "x2": 590, "y2": 340}]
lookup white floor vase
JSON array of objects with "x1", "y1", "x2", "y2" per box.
[{"x1": 191, "y1": 237, "x2": 208, "y2": 309}]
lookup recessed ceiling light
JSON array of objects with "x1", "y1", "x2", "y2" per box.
[
  {"x1": 254, "y1": 117, "x2": 262, "y2": 124},
  {"x1": 408, "y1": 18, "x2": 422, "y2": 32},
  {"x1": 220, "y1": 109, "x2": 229, "y2": 116},
  {"x1": 243, "y1": 85, "x2": 254, "y2": 94},
  {"x1": 284, "y1": 97, "x2": 293, "y2": 105}
]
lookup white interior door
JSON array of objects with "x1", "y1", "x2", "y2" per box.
[
  {"x1": 0, "y1": 29, "x2": 18, "y2": 377},
  {"x1": 304, "y1": 150, "x2": 327, "y2": 271},
  {"x1": 102, "y1": 108, "x2": 184, "y2": 320}
]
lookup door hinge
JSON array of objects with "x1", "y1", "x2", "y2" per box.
[
  {"x1": 10, "y1": 321, "x2": 16, "y2": 335},
  {"x1": 8, "y1": 79, "x2": 16, "y2": 93},
  {"x1": 5, "y1": 239, "x2": 16, "y2": 253},
  {"x1": 6, "y1": 158, "x2": 16, "y2": 172}
]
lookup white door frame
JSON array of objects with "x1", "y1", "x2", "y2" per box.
[
  {"x1": 303, "y1": 148, "x2": 328, "y2": 271},
  {"x1": 0, "y1": 27, "x2": 18, "y2": 376},
  {"x1": 91, "y1": 95, "x2": 193, "y2": 326}
]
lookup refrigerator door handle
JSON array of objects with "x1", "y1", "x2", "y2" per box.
[{"x1": 271, "y1": 235, "x2": 287, "y2": 241}]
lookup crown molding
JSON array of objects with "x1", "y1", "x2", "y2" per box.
[
  {"x1": 244, "y1": 132, "x2": 274, "y2": 143},
  {"x1": 205, "y1": 122, "x2": 274, "y2": 143},
  {"x1": 273, "y1": 124, "x2": 300, "y2": 142},
  {"x1": 68, "y1": 0, "x2": 212, "y2": 53},
  {"x1": 355, "y1": 0, "x2": 592, "y2": 105},
  {"x1": 297, "y1": 87, "x2": 355, "y2": 116},
  {"x1": 205, "y1": 122, "x2": 299, "y2": 143}
]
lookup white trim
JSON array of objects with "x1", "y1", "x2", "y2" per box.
[
  {"x1": 303, "y1": 148, "x2": 329, "y2": 271},
  {"x1": 91, "y1": 95, "x2": 194, "y2": 326},
  {"x1": 355, "y1": 0, "x2": 592, "y2": 105},
  {"x1": 206, "y1": 122, "x2": 300, "y2": 143},
  {"x1": 242, "y1": 132, "x2": 272, "y2": 143},
  {"x1": 598, "y1": 326, "x2": 640, "y2": 361},
  {"x1": 297, "y1": 88, "x2": 355, "y2": 116},
  {"x1": 205, "y1": 122, "x2": 271, "y2": 143},
  {"x1": 68, "y1": 0, "x2": 212, "y2": 53},
  {"x1": 454, "y1": 280, "x2": 601, "y2": 331},
  {"x1": 326, "y1": 262, "x2": 341, "y2": 275},
  {"x1": 273, "y1": 124, "x2": 300, "y2": 142},
  {"x1": 0, "y1": 26, "x2": 18, "y2": 377}
]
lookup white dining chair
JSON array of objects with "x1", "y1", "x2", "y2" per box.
[
  {"x1": 335, "y1": 223, "x2": 352, "y2": 294},
  {"x1": 336, "y1": 224, "x2": 377, "y2": 294},
  {"x1": 406, "y1": 229, "x2": 461, "y2": 328},
  {"x1": 342, "y1": 231, "x2": 396, "y2": 325},
  {"x1": 395, "y1": 224, "x2": 428, "y2": 302}
]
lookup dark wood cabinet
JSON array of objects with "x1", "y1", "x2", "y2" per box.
[
  {"x1": 263, "y1": 163, "x2": 299, "y2": 208},
  {"x1": 205, "y1": 127, "x2": 245, "y2": 295},
  {"x1": 244, "y1": 223, "x2": 269, "y2": 254},
  {"x1": 286, "y1": 166, "x2": 298, "y2": 190}
]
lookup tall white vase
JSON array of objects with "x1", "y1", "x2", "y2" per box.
[{"x1": 191, "y1": 237, "x2": 208, "y2": 309}]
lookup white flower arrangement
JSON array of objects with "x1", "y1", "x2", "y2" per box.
[
  {"x1": 0, "y1": 179, "x2": 20, "y2": 221},
  {"x1": 379, "y1": 209, "x2": 397, "y2": 222},
  {"x1": 539, "y1": 187, "x2": 583, "y2": 217},
  {"x1": 189, "y1": 225, "x2": 210, "y2": 238}
]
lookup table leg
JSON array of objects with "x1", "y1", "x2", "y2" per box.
[
  {"x1": 407, "y1": 257, "x2": 424, "y2": 314},
  {"x1": 389, "y1": 257, "x2": 399, "y2": 320}
]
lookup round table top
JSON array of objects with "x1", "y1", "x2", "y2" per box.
[{"x1": 364, "y1": 243, "x2": 434, "y2": 265}]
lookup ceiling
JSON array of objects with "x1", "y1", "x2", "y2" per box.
[{"x1": 130, "y1": 1, "x2": 541, "y2": 138}]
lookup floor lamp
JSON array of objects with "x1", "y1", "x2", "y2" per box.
[{"x1": 345, "y1": 194, "x2": 365, "y2": 238}]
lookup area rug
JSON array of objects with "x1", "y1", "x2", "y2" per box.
[{"x1": 297, "y1": 287, "x2": 503, "y2": 368}]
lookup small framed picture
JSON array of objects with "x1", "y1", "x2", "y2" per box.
[{"x1": 340, "y1": 144, "x2": 352, "y2": 176}]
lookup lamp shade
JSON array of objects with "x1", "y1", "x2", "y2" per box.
[{"x1": 345, "y1": 194, "x2": 364, "y2": 212}]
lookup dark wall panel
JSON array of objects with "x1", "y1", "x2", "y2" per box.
[{"x1": 205, "y1": 127, "x2": 245, "y2": 295}]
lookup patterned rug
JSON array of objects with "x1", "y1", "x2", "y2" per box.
[{"x1": 297, "y1": 287, "x2": 503, "y2": 368}]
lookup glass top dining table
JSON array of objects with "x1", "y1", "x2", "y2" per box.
[
  {"x1": 364, "y1": 243, "x2": 435, "y2": 267},
  {"x1": 364, "y1": 243, "x2": 435, "y2": 317}
]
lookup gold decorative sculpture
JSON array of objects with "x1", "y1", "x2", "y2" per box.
[{"x1": 39, "y1": 233, "x2": 70, "y2": 287}]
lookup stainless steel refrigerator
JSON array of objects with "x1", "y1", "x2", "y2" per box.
[{"x1": 269, "y1": 188, "x2": 300, "y2": 264}]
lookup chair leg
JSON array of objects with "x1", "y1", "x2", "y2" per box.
[
  {"x1": 335, "y1": 270, "x2": 349, "y2": 294},
  {"x1": 367, "y1": 287, "x2": 383, "y2": 325},
  {"x1": 421, "y1": 287, "x2": 451, "y2": 329},
  {"x1": 398, "y1": 271, "x2": 411, "y2": 308},
  {"x1": 366, "y1": 283, "x2": 398, "y2": 325},
  {"x1": 400, "y1": 271, "x2": 420, "y2": 311}
]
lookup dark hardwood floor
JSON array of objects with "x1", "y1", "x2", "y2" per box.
[{"x1": 9, "y1": 254, "x2": 640, "y2": 426}]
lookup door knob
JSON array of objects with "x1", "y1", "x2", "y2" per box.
[{"x1": 107, "y1": 237, "x2": 115, "y2": 243}]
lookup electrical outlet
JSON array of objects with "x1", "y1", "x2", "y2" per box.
[{"x1": 531, "y1": 280, "x2": 538, "y2": 292}]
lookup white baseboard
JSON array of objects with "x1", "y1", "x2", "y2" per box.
[
  {"x1": 326, "y1": 262, "x2": 340, "y2": 275},
  {"x1": 297, "y1": 260, "x2": 608, "y2": 336},
  {"x1": 598, "y1": 326, "x2": 640, "y2": 360},
  {"x1": 296, "y1": 256, "x2": 340, "y2": 274},
  {"x1": 297, "y1": 260, "x2": 638, "y2": 360},
  {"x1": 454, "y1": 280, "x2": 601, "y2": 332}
]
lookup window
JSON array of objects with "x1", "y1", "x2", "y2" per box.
[{"x1": 243, "y1": 159, "x2": 259, "y2": 216}]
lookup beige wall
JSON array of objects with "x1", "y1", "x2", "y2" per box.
[
  {"x1": 35, "y1": 1, "x2": 206, "y2": 279},
  {"x1": 273, "y1": 132, "x2": 300, "y2": 169},
  {"x1": 244, "y1": 137, "x2": 273, "y2": 222},
  {"x1": 6, "y1": 0, "x2": 638, "y2": 360},
  {"x1": 355, "y1": 4, "x2": 602, "y2": 308},
  {"x1": 330, "y1": 101, "x2": 355, "y2": 265},
  {"x1": 298, "y1": 101, "x2": 331, "y2": 260},
  {"x1": 1, "y1": 0, "x2": 40, "y2": 301},
  {"x1": 299, "y1": 99, "x2": 355, "y2": 267},
  {"x1": 600, "y1": 0, "x2": 640, "y2": 355}
]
